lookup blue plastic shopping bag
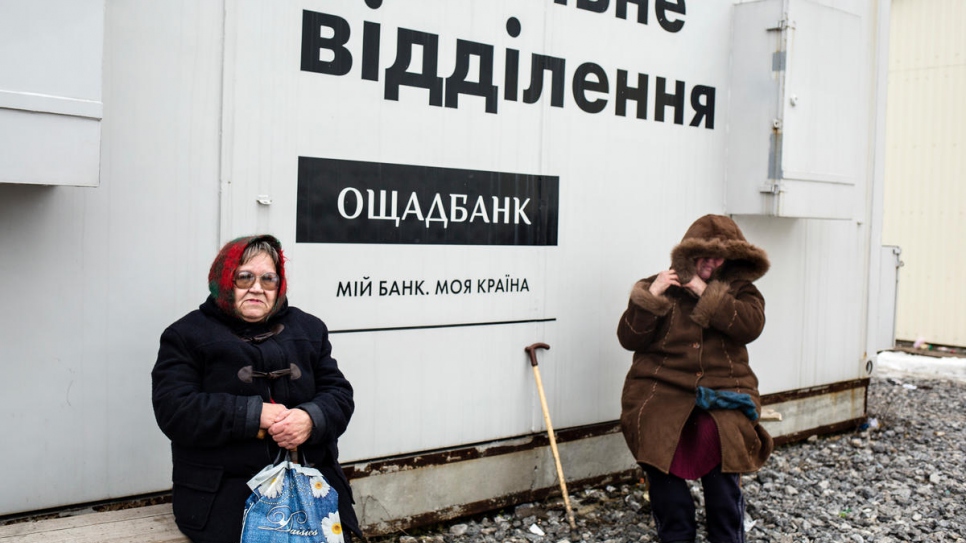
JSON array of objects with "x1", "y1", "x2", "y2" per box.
[{"x1": 241, "y1": 452, "x2": 343, "y2": 543}]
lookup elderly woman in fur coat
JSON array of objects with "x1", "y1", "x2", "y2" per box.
[{"x1": 617, "y1": 214, "x2": 773, "y2": 543}]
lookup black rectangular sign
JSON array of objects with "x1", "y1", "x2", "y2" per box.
[{"x1": 296, "y1": 157, "x2": 558, "y2": 246}]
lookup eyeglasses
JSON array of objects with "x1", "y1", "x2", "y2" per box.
[{"x1": 234, "y1": 271, "x2": 280, "y2": 291}]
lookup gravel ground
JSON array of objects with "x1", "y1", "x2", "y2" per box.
[{"x1": 371, "y1": 374, "x2": 966, "y2": 542}]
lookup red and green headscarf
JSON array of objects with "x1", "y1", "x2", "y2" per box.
[{"x1": 207, "y1": 235, "x2": 288, "y2": 320}]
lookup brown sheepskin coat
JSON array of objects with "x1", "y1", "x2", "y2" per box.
[{"x1": 617, "y1": 215, "x2": 774, "y2": 474}]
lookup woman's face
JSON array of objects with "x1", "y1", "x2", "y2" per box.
[
  {"x1": 695, "y1": 257, "x2": 725, "y2": 281},
  {"x1": 233, "y1": 252, "x2": 279, "y2": 323}
]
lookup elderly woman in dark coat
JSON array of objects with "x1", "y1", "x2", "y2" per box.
[
  {"x1": 618, "y1": 215, "x2": 773, "y2": 543},
  {"x1": 152, "y1": 235, "x2": 359, "y2": 543}
]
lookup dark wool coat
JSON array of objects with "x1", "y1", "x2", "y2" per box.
[
  {"x1": 153, "y1": 299, "x2": 357, "y2": 542},
  {"x1": 152, "y1": 235, "x2": 358, "y2": 543},
  {"x1": 617, "y1": 215, "x2": 774, "y2": 474}
]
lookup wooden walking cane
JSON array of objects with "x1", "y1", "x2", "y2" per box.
[{"x1": 525, "y1": 342, "x2": 577, "y2": 530}]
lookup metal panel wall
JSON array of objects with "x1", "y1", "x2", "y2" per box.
[
  {"x1": 883, "y1": 0, "x2": 966, "y2": 347},
  {"x1": 0, "y1": 1, "x2": 225, "y2": 514},
  {"x1": 0, "y1": 0, "x2": 104, "y2": 186},
  {"x1": 726, "y1": 0, "x2": 868, "y2": 220},
  {"x1": 740, "y1": 217, "x2": 875, "y2": 393}
]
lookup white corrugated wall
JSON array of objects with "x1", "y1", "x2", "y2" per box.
[{"x1": 884, "y1": 0, "x2": 966, "y2": 347}]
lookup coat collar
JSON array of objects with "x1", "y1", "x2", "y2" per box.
[{"x1": 200, "y1": 295, "x2": 290, "y2": 338}]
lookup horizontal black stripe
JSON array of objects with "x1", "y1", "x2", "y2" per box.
[{"x1": 330, "y1": 318, "x2": 556, "y2": 334}]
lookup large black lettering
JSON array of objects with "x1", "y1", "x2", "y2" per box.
[
  {"x1": 504, "y1": 17, "x2": 521, "y2": 102},
  {"x1": 522, "y1": 54, "x2": 566, "y2": 107},
  {"x1": 445, "y1": 40, "x2": 498, "y2": 114},
  {"x1": 385, "y1": 29, "x2": 444, "y2": 106},
  {"x1": 656, "y1": 0, "x2": 686, "y2": 33},
  {"x1": 690, "y1": 85, "x2": 715, "y2": 129},
  {"x1": 654, "y1": 77, "x2": 685, "y2": 124},
  {"x1": 616, "y1": 0, "x2": 649, "y2": 24},
  {"x1": 297, "y1": 7, "x2": 704, "y2": 128},
  {"x1": 505, "y1": 49, "x2": 520, "y2": 101},
  {"x1": 572, "y1": 63, "x2": 609, "y2": 114},
  {"x1": 553, "y1": 0, "x2": 683, "y2": 32},
  {"x1": 301, "y1": 10, "x2": 352, "y2": 76},
  {"x1": 615, "y1": 70, "x2": 648, "y2": 119},
  {"x1": 361, "y1": 21, "x2": 380, "y2": 81}
]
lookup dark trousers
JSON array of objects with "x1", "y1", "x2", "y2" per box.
[{"x1": 641, "y1": 463, "x2": 745, "y2": 543}]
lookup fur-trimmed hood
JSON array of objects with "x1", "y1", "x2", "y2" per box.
[
  {"x1": 207, "y1": 234, "x2": 288, "y2": 320},
  {"x1": 670, "y1": 214, "x2": 769, "y2": 284}
]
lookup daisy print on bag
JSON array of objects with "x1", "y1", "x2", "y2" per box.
[
  {"x1": 258, "y1": 473, "x2": 285, "y2": 499},
  {"x1": 310, "y1": 476, "x2": 331, "y2": 498},
  {"x1": 321, "y1": 511, "x2": 344, "y2": 543}
]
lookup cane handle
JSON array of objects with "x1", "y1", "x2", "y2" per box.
[{"x1": 525, "y1": 342, "x2": 550, "y2": 366}]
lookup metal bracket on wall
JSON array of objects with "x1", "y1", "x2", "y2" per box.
[{"x1": 759, "y1": 182, "x2": 783, "y2": 195}]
